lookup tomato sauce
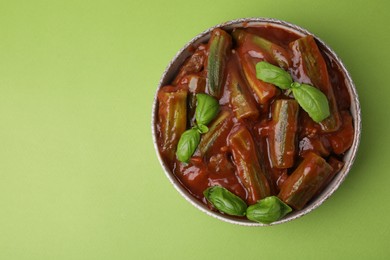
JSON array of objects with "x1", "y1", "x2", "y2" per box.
[{"x1": 157, "y1": 25, "x2": 354, "y2": 211}]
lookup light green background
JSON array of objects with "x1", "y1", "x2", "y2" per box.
[{"x1": 0, "y1": 0, "x2": 389, "y2": 259}]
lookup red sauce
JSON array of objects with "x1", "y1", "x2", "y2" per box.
[{"x1": 156, "y1": 25, "x2": 354, "y2": 211}]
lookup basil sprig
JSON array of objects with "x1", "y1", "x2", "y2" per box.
[
  {"x1": 290, "y1": 82, "x2": 330, "y2": 122},
  {"x1": 256, "y1": 61, "x2": 330, "y2": 122},
  {"x1": 246, "y1": 196, "x2": 292, "y2": 224},
  {"x1": 196, "y1": 93, "x2": 220, "y2": 126},
  {"x1": 176, "y1": 129, "x2": 201, "y2": 163},
  {"x1": 176, "y1": 94, "x2": 219, "y2": 162},
  {"x1": 204, "y1": 186, "x2": 247, "y2": 216},
  {"x1": 256, "y1": 61, "x2": 292, "y2": 89},
  {"x1": 203, "y1": 186, "x2": 292, "y2": 222}
]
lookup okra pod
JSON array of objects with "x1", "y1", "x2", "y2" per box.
[
  {"x1": 208, "y1": 153, "x2": 247, "y2": 199},
  {"x1": 315, "y1": 156, "x2": 344, "y2": 196},
  {"x1": 186, "y1": 75, "x2": 206, "y2": 126},
  {"x1": 239, "y1": 52, "x2": 278, "y2": 104},
  {"x1": 173, "y1": 44, "x2": 207, "y2": 85},
  {"x1": 228, "y1": 55, "x2": 259, "y2": 120},
  {"x1": 290, "y1": 35, "x2": 341, "y2": 132},
  {"x1": 298, "y1": 136, "x2": 330, "y2": 157},
  {"x1": 232, "y1": 29, "x2": 290, "y2": 69},
  {"x1": 157, "y1": 86, "x2": 188, "y2": 162},
  {"x1": 206, "y1": 28, "x2": 232, "y2": 98},
  {"x1": 269, "y1": 99, "x2": 299, "y2": 169},
  {"x1": 326, "y1": 111, "x2": 354, "y2": 154},
  {"x1": 256, "y1": 123, "x2": 287, "y2": 194},
  {"x1": 278, "y1": 152, "x2": 333, "y2": 210},
  {"x1": 197, "y1": 110, "x2": 232, "y2": 157},
  {"x1": 228, "y1": 125, "x2": 271, "y2": 204}
]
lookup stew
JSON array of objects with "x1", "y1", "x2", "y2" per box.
[{"x1": 156, "y1": 25, "x2": 354, "y2": 223}]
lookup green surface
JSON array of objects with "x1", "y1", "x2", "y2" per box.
[{"x1": 0, "y1": 0, "x2": 389, "y2": 259}]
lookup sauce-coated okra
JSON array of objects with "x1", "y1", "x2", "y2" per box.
[{"x1": 156, "y1": 25, "x2": 354, "y2": 223}]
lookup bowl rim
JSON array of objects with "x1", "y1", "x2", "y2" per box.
[{"x1": 151, "y1": 17, "x2": 362, "y2": 226}]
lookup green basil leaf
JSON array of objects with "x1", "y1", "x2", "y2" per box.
[
  {"x1": 196, "y1": 124, "x2": 209, "y2": 134},
  {"x1": 246, "y1": 196, "x2": 292, "y2": 224},
  {"x1": 291, "y1": 83, "x2": 330, "y2": 123},
  {"x1": 195, "y1": 93, "x2": 219, "y2": 126},
  {"x1": 204, "y1": 186, "x2": 247, "y2": 216},
  {"x1": 255, "y1": 61, "x2": 292, "y2": 90},
  {"x1": 176, "y1": 128, "x2": 201, "y2": 163}
]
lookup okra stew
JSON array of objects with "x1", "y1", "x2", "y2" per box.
[{"x1": 155, "y1": 24, "x2": 355, "y2": 224}]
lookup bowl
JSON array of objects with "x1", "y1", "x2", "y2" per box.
[{"x1": 152, "y1": 18, "x2": 361, "y2": 226}]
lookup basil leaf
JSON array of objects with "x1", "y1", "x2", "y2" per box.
[
  {"x1": 291, "y1": 83, "x2": 330, "y2": 123},
  {"x1": 176, "y1": 128, "x2": 201, "y2": 163},
  {"x1": 246, "y1": 196, "x2": 292, "y2": 224},
  {"x1": 255, "y1": 61, "x2": 292, "y2": 90},
  {"x1": 195, "y1": 93, "x2": 219, "y2": 126},
  {"x1": 196, "y1": 124, "x2": 209, "y2": 134},
  {"x1": 204, "y1": 186, "x2": 247, "y2": 216}
]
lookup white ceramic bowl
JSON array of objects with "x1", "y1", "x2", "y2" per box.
[{"x1": 152, "y1": 18, "x2": 361, "y2": 226}]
